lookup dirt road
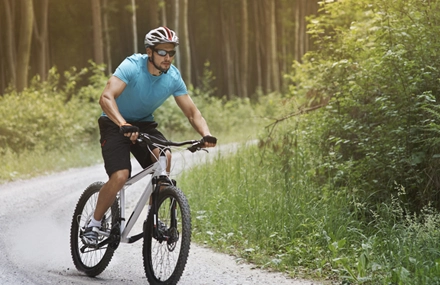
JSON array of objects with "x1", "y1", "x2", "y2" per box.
[{"x1": 0, "y1": 145, "x2": 316, "y2": 284}]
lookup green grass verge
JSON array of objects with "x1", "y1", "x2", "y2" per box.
[
  {"x1": 0, "y1": 142, "x2": 102, "y2": 183},
  {"x1": 179, "y1": 143, "x2": 440, "y2": 284}
]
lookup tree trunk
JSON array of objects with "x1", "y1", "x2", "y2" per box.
[
  {"x1": 294, "y1": 0, "x2": 300, "y2": 62},
  {"x1": 252, "y1": 1, "x2": 262, "y2": 92},
  {"x1": 2, "y1": 0, "x2": 16, "y2": 88},
  {"x1": 32, "y1": 0, "x2": 49, "y2": 81},
  {"x1": 173, "y1": 0, "x2": 180, "y2": 69},
  {"x1": 179, "y1": 0, "x2": 191, "y2": 85},
  {"x1": 131, "y1": 0, "x2": 138, "y2": 53},
  {"x1": 240, "y1": 0, "x2": 248, "y2": 98},
  {"x1": 160, "y1": 0, "x2": 167, "y2": 27},
  {"x1": 103, "y1": 0, "x2": 112, "y2": 74},
  {"x1": 294, "y1": 0, "x2": 313, "y2": 62},
  {"x1": 221, "y1": 2, "x2": 234, "y2": 98},
  {"x1": 279, "y1": 0, "x2": 288, "y2": 91},
  {"x1": 16, "y1": 0, "x2": 34, "y2": 91},
  {"x1": 269, "y1": 0, "x2": 280, "y2": 92},
  {"x1": 263, "y1": 0, "x2": 272, "y2": 93},
  {"x1": 92, "y1": 0, "x2": 104, "y2": 63},
  {"x1": 146, "y1": 0, "x2": 159, "y2": 30}
]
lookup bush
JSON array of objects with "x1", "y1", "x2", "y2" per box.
[
  {"x1": 0, "y1": 62, "x2": 106, "y2": 155},
  {"x1": 287, "y1": 0, "x2": 440, "y2": 211}
]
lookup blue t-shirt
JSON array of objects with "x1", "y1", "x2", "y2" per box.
[{"x1": 104, "y1": 53, "x2": 187, "y2": 122}]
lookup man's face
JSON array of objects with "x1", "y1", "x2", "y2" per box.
[{"x1": 148, "y1": 43, "x2": 176, "y2": 72}]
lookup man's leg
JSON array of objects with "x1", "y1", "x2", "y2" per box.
[
  {"x1": 94, "y1": 169, "x2": 130, "y2": 221},
  {"x1": 81, "y1": 169, "x2": 129, "y2": 246},
  {"x1": 151, "y1": 148, "x2": 172, "y2": 173}
]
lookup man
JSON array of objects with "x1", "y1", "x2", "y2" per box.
[{"x1": 82, "y1": 26, "x2": 216, "y2": 245}]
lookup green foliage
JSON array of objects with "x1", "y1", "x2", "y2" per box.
[
  {"x1": 288, "y1": 0, "x2": 440, "y2": 211},
  {"x1": 181, "y1": 132, "x2": 440, "y2": 284},
  {"x1": 0, "y1": 62, "x2": 105, "y2": 154},
  {"x1": 0, "y1": 62, "x2": 106, "y2": 181},
  {"x1": 180, "y1": 0, "x2": 440, "y2": 283}
]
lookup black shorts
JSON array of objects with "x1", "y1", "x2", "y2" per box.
[{"x1": 98, "y1": 116, "x2": 167, "y2": 177}]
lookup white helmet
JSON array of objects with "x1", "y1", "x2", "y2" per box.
[{"x1": 144, "y1": 26, "x2": 179, "y2": 48}]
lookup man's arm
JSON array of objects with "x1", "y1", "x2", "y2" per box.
[
  {"x1": 99, "y1": 76, "x2": 139, "y2": 141},
  {"x1": 99, "y1": 75, "x2": 127, "y2": 127},
  {"x1": 174, "y1": 94, "x2": 216, "y2": 147}
]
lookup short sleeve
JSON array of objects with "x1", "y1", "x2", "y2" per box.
[
  {"x1": 173, "y1": 76, "x2": 188, "y2": 96},
  {"x1": 113, "y1": 56, "x2": 138, "y2": 84}
]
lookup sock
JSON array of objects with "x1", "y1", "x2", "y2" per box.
[{"x1": 89, "y1": 216, "x2": 102, "y2": 228}]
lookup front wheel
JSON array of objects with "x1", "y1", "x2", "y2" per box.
[
  {"x1": 70, "y1": 181, "x2": 119, "y2": 277},
  {"x1": 143, "y1": 186, "x2": 191, "y2": 285}
]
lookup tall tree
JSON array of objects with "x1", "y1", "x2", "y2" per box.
[
  {"x1": 221, "y1": 1, "x2": 234, "y2": 98},
  {"x1": 16, "y1": 0, "x2": 34, "y2": 91},
  {"x1": 173, "y1": 0, "x2": 180, "y2": 69},
  {"x1": 179, "y1": 0, "x2": 192, "y2": 85},
  {"x1": 240, "y1": 0, "x2": 249, "y2": 98},
  {"x1": 294, "y1": 0, "x2": 318, "y2": 62},
  {"x1": 2, "y1": 0, "x2": 16, "y2": 89},
  {"x1": 263, "y1": 0, "x2": 272, "y2": 93},
  {"x1": 92, "y1": 0, "x2": 104, "y2": 64},
  {"x1": 251, "y1": 0, "x2": 263, "y2": 92},
  {"x1": 268, "y1": 0, "x2": 280, "y2": 92},
  {"x1": 131, "y1": 0, "x2": 138, "y2": 53},
  {"x1": 278, "y1": 0, "x2": 294, "y2": 91},
  {"x1": 146, "y1": 0, "x2": 159, "y2": 30},
  {"x1": 32, "y1": 0, "x2": 49, "y2": 81},
  {"x1": 103, "y1": 0, "x2": 113, "y2": 74},
  {"x1": 160, "y1": 0, "x2": 167, "y2": 26}
]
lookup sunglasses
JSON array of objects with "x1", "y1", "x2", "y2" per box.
[{"x1": 153, "y1": 48, "x2": 176, "y2": 57}]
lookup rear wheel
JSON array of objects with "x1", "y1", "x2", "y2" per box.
[
  {"x1": 70, "y1": 182, "x2": 119, "y2": 277},
  {"x1": 143, "y1": 186, "x2": 191, "y2": 285}
]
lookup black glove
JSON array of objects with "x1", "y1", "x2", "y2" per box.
[
  {"x1": 202, "y1": 135, "x2": 217, "y2": 144},
  {"x1": 119, "y1": 123, "x2": 139, "y2": 134}
]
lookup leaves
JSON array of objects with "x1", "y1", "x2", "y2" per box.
[
  {"x1": 0, "y1": 63, "x2": 105, "y2": 155},
  {"x1": 288, "y1": 0, "x2": 440, "y2": 211}
]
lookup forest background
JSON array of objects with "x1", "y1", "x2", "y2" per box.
[{"x1": 2, "y1": 0, "x2": 440, "y2": 284}]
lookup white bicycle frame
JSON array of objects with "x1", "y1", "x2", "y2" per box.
[{"x1": 99, "y1": 155, "x2": 169, "y2": 243}]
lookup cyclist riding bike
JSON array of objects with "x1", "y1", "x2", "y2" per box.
[{"x1": 82, "y1": 26, "x2": 217, "y2": 245}]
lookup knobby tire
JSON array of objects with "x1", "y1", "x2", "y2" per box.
[
  {"x1": 70, "y1": 181, "x2": 119, "y2": 277},
  {"x1": 143, "y1": 186, "x2": 191, "y2": 285}
]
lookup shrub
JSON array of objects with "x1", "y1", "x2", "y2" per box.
[
  {"x1": 287, "y1": 0, "x2": 440, "y2": 211},
  {"x1": 0, "y1": 62, "x2": 105, "y2": 155}
]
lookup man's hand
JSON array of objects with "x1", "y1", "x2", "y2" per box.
[
  {"x1": 201, "y1": 135, "x2": 217, "y2": 148},
  {"x1": 119, "y1": 123, "x2": 139, "y2": 143}
]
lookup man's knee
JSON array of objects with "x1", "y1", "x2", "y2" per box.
[
  {"x1": 109, "y1": 169, "x2": 129, "y2": 187},
  {"x1": 151, "y1": 148, "x2": 171, "y2": 161}
]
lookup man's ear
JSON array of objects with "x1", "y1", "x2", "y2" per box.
[{"x1": 146, "y1": 47, "x2": 153, "y2": 56}]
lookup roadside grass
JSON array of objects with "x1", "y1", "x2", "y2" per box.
[
  {"x1": 0, "y1": 142, "x2": 103, "y2": 183},
  {"x1": 180, "y1": 142, "x2": 440, "y2": 284}
]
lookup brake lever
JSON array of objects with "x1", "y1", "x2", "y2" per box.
[
  {"x1": 136, "y1": 133, "x2": 152, "y2": 147},
  {"x1": 187, "y1": 143, "x2": 209, "y2": 153}
]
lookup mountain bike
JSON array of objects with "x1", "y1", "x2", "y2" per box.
[{"x1": 70, "y1": 133, "x2": 209, "y2": 284}]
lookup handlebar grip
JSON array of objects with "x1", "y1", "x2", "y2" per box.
[
  {"x1": 201, "y1": 135, "x2": 217, "y2": 144},
  {"x1": 119, "y1": 124, "x2": 139, "y2": 134}
]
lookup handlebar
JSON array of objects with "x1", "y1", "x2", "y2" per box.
[{"x1": 136, "y1": 133, "x2": 207, "y2": 153}]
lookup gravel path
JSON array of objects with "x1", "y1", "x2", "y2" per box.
[{"x1": 0, "y1": 144, "x2": 317, "y2": 284}]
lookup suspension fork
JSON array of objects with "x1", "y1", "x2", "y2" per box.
[
  {"x1": 150, "y1": 150, "x2": 170, "y2": 237},
  {"x1": 170, "y1": 198, "x2": 177, "y2": 228}
]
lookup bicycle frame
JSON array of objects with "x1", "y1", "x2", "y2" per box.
[{"x1": 99, "y1": 155, "x2": 169, "y2": 244}]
